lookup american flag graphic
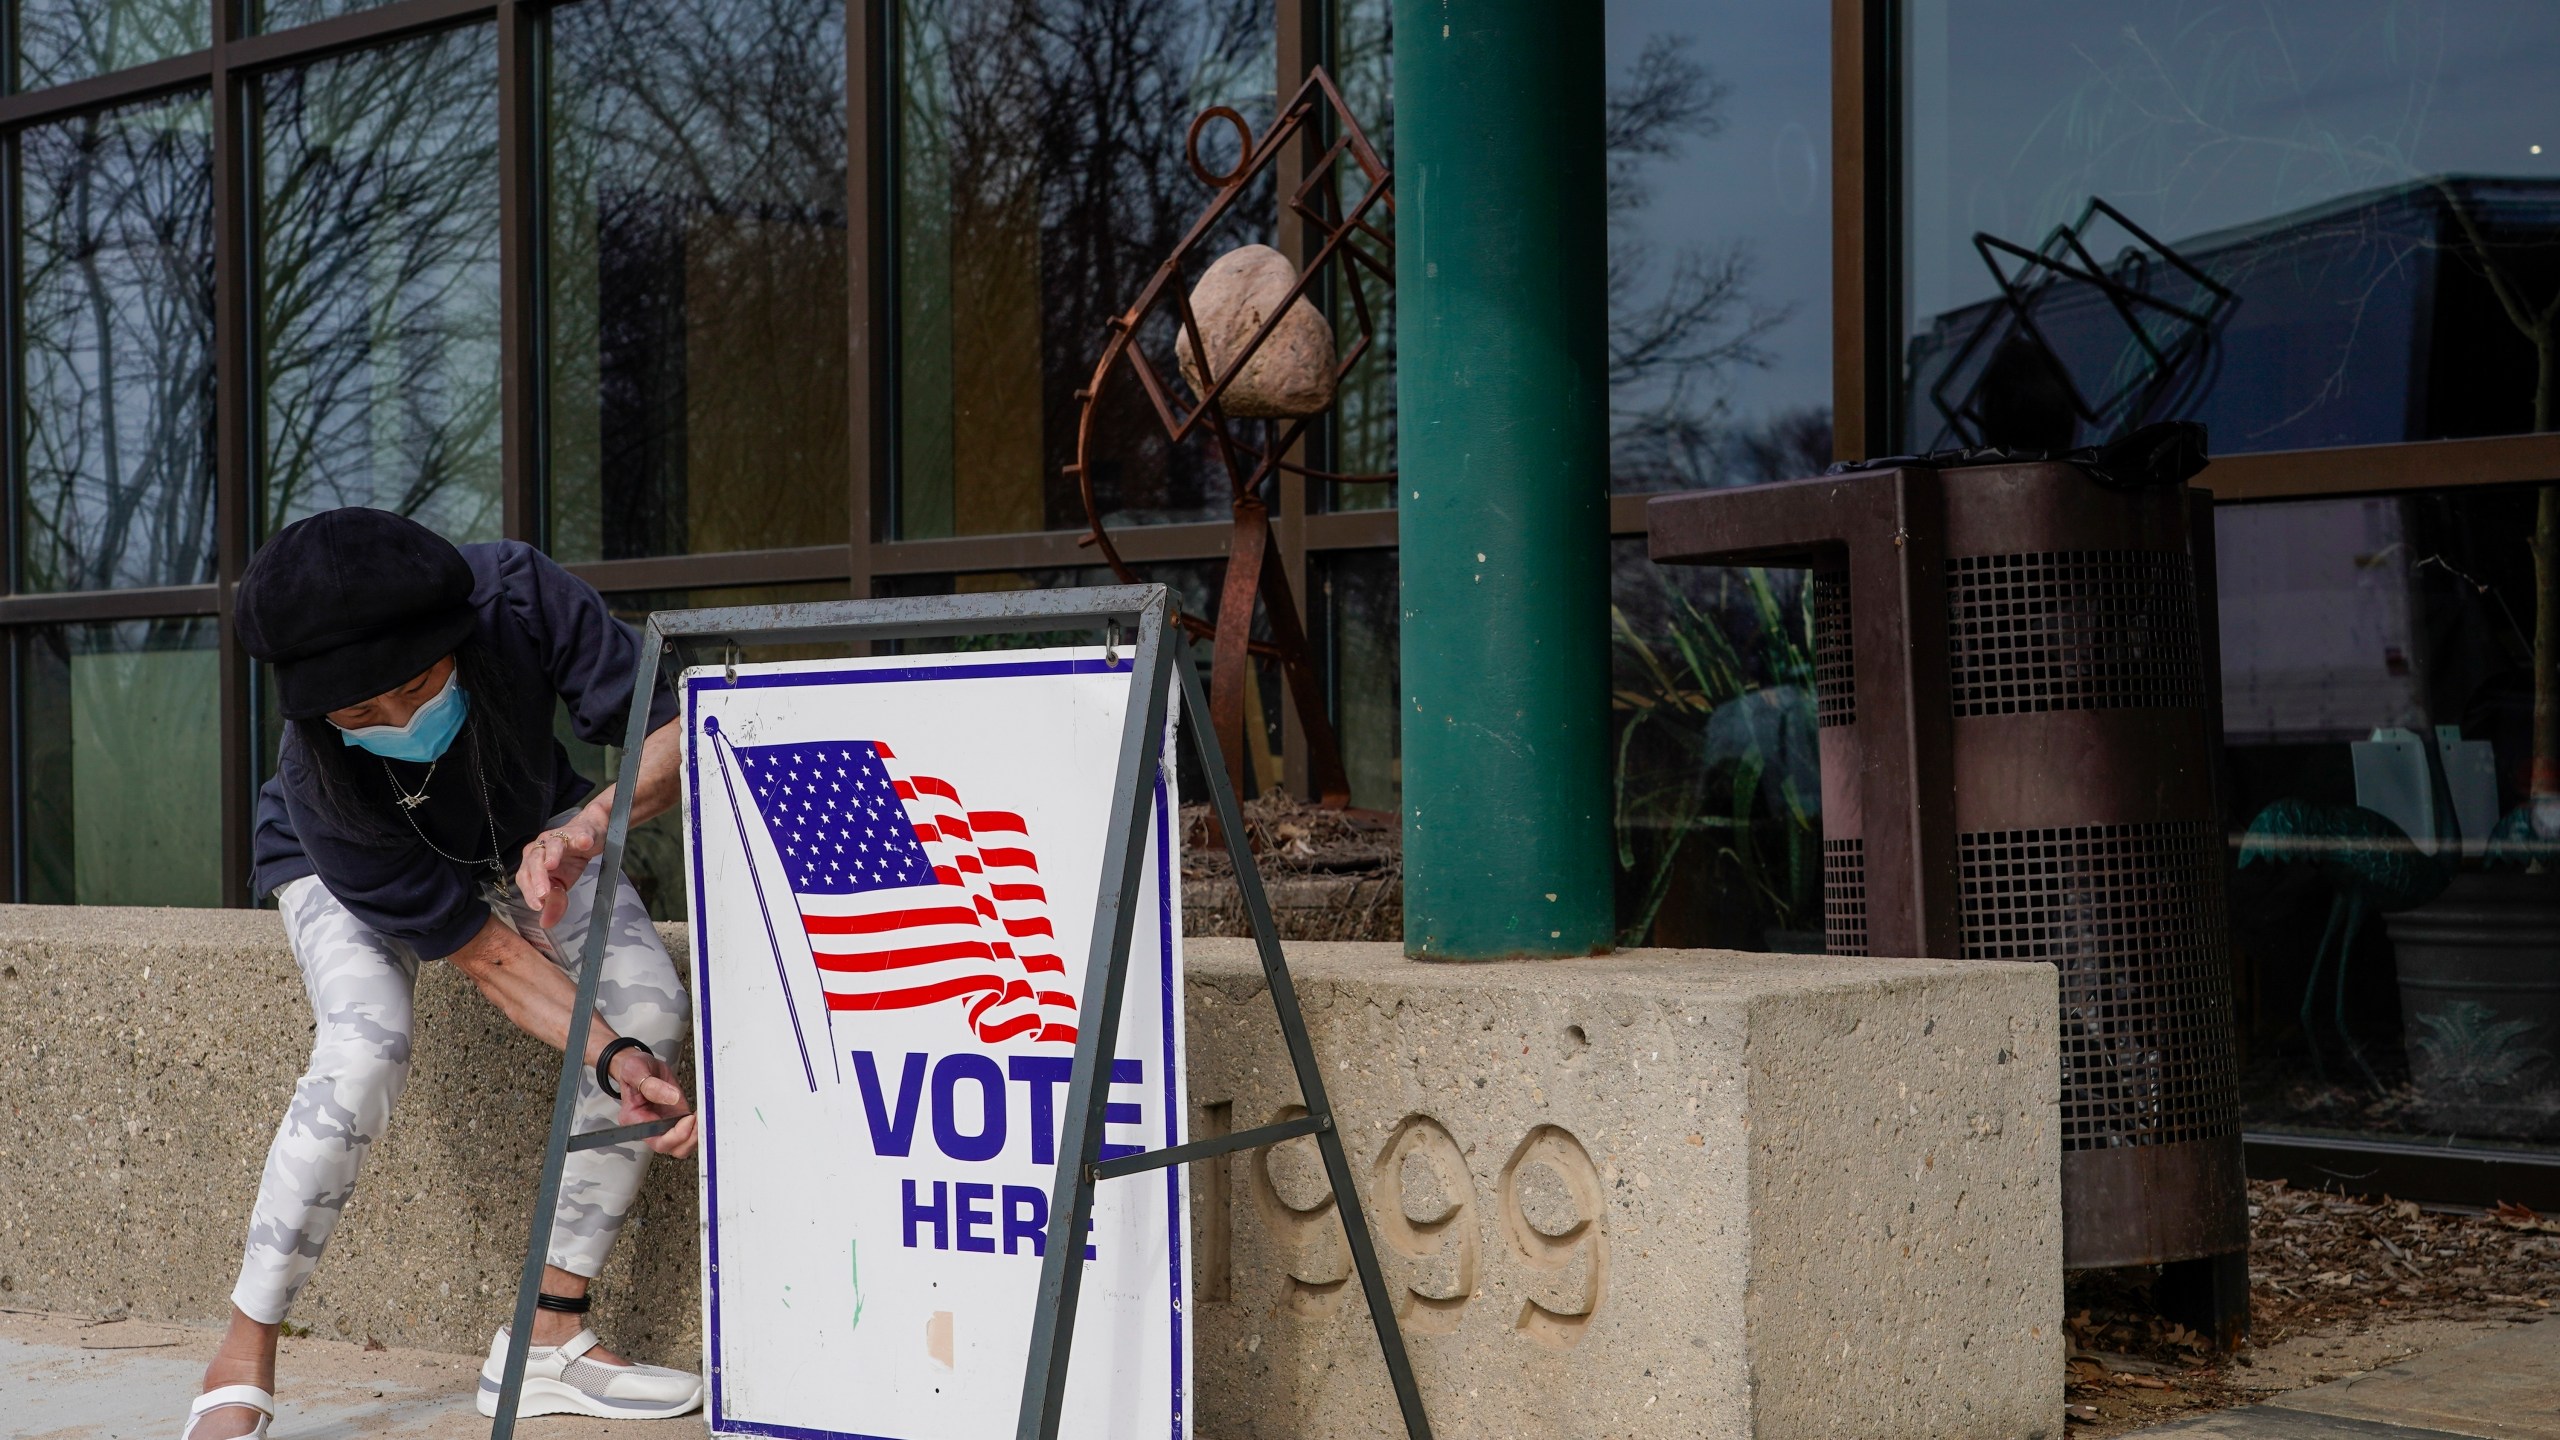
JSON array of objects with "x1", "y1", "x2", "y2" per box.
[{"x1": 720, "y1": 735, "x2": 1079, "y2": 1047}]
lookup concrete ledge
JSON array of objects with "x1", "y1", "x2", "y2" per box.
[
  {"x1": 1187, "y1": 942, "x2": 2063, "y2": 1439},
  {"x1": 0, "y1": 909, "x2": 2060, "y2": 1437},
  {"x1": 0, "y1": 905, "x2": 700, "y2": 1367}
]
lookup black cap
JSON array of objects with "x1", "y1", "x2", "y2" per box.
[{"x1": 236, "y1": 508, "x2": 479, "y2": 720}]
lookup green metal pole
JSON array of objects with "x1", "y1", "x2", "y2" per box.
[{"x1": 1394, "y1": 0, "x2": 1612, "y2": 958}]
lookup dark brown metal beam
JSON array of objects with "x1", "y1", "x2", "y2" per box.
[
  {"x1": 222, "y1": 0, "x2": 496, "y2": 74},
  {"x1": 1271, "y1": 0, "x2": 1324, "y2": 798},
  {"x1": 210, "y1": 0, "x2": 254, "y2": 908},
  {"x1": 848, "y1": 0, "x2": 886, "y2": 612},
  {"x1": 496, "y1": 0, "x2": 540, "y2": 546},
  {"x1": 0, "y1": 584, "x2": 223, "y2": 624},
  {"x1": 1607, "y1": 492, "x2": 1651, "y2": 537},
  {"x1": 2204, "y1": 432, "x2": 2560, "y2": 503},
  {"x1": 563, "y1": 546, "x2": 855, "y2": 597},
  {"x1": 2245, "y1": 1131, "x2": 2560, "y2": 1212},
  {"x1": 0, "y1": 52, "x2": 212, "y2": 128},
  {"x1": 873, "y1": 522, "x2": 1231, "y2": 577},
  {"x1": 1302, "y1": 506, "x2": 1396, "y2": 550},
  {"x1": 0, "y1": 118, "x2": 21, "y2": 895},
  {"x1": 1831, "y1": 0, "x2": 1898, "y2": 463}
]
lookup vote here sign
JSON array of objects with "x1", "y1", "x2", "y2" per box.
[{"x1": 680, "y1": 646, "x2": 1190, "y2": 1440}]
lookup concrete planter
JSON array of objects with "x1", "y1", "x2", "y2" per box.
[{"x1": 2387, "y1": 870, "x2": 2560, "y2": 1138}]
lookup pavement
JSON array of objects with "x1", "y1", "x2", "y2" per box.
[
  {"x1": 2132, "y1": 1315, "x2": 2560, "y2": 1438},
  {"x1": 0, "y1": 1309, "x2": 675, "y2": 1439},
  {"x1": 10, "y1": 1301, "x2": 2556, "y2": 1440}
]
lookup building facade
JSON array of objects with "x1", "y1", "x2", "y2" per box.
[{"x1": 9, "y1": 0, "x2": 2559, "y2": 1177}]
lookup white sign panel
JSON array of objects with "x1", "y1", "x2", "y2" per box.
[{"x1": 680, "y1": 647, "x2": 1189, "y2": 1440}]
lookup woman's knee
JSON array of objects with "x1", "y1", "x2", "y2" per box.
[
  {"x1": 293, "y1": 1007, "x2": 415, "y2": 1132},
  {"x1": 602, "y1": 975, "x2": 689, "y2": 1051},
  {"x1": 599, "y1": 945, "x2": 689, "y2": 1051}
]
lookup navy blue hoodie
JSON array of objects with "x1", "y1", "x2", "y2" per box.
[{"x1": 250, "y1": 541, "x2": 679, "y2": 957}]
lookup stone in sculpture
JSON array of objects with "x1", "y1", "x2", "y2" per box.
[{"x1": 1179, "y1": 243, "x2": 1339, "y2": 419}]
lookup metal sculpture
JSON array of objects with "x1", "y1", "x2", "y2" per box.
[{"x1": 1069, "y1": 67, "x2": 1394, "y2": 807}]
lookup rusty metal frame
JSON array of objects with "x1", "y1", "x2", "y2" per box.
[{"x1": 1063, "y1": 62, "x2": 1394, "y2": 811}]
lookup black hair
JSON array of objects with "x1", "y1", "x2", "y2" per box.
[{"x1": 288, "y1": 636, "x2": 538, "y2": 846}]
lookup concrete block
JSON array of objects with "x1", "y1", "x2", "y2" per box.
[
  {"x1": 0, "y1": 904, "x2": 700, "y2": 1368},
  {"x1": 1183, "y1": 940, "x2": 2063, "y2": 1440},
  {"x1": 0, "y1": 910, "x2": 2060, "y2": 1439}
]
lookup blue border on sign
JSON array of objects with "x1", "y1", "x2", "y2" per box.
[{"x1": 684, "y1": 655, "x2": 1185, "y2": 1440}]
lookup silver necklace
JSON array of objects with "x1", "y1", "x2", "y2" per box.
[
  {"x1": 382, "y1": 729, "x2": 505, "y2": 877},
  {"x1": 383, "y1": 759, "x2": 437, "y2": 811}
]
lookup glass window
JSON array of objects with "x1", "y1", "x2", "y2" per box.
[
  {"x1": 875, "y1": 562, "x2": 1225, "y2": 648},
  {"x1": 255, "y1": 0, "x2": 397, "y2": 34},
  {"x1": 20, "y1": 619, "x2": 223, "y2": 906},
  {"x1": 874, "y1": 563, "x2": 1262, "y2": 799},
  {"x1": 1320, "y1": 0, "x2": 1395, "y2": 513},
  {"x1": 1611, "y1": 541, "x2": 1821, "y2": 949},
  {"x1": 2221, "y1": 485, "x2": 2559, "y2": 1150},
  {"x1": 1312, "y1": 549, "x2": 1397, "y2": 810},
  {"x1": 569, "y1": 582, "x2": 851, "y2": 920},
  {"x1": 891, "y1": 0, "x2": 1276, "y2": 539},
  {"x1": 1608, "y1": 2, "x2": 1832, "y2": 490},
  {"x1": 256, "y1": 27, "x2": 501, "y2": 545},
  {"x1": 545, "y1": 0, "x2": 851, "y2": 563},
  {"x1": 1903, "y1": 1, "x2": 2560, "y2": 455},
  {"x1": 19, "y1": 91, "x2": 217, "y2": 592},
  {"x1": 17, "y1": 0, "x2": 207, "y2": 91}
]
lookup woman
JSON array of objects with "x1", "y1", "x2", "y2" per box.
[{"x1": 183, "y1": 507, "x2": 703, "y2": 1439}]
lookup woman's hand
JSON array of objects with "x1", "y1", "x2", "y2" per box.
[
  {"x1": 609, "y1": 1046, "x2": 699, "y2": 1159},
  {"x1": 516, "y1": 808, "x2": 606, "y2": 930},
  {"x1": 516, "y1": 721, "x2": 683, "y2": 930}
]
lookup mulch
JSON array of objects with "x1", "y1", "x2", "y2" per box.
[
  {"x1": 2063, "y1": 1178, "x2": 2560, "y2": 1430},
  {"x1": 1175, "y1": 793, "x2": 1404, "y2": 942},
  {"x1": 1176, "y1": 792, "x2": 1399, "y2": 883}
]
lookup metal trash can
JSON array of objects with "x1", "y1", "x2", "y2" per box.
[{"x1": 1647, "y1": 442, "x2": 2249, "y2": 1339}]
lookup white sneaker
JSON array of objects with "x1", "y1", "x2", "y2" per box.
[{"x1": 476, "y1": 1326, "x2": 704, "y2": 1420}]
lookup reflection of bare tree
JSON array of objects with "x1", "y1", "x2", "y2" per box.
[
  {"x1": 17, "y1": 0, "x2": 204, "y2": 91},
  {"x1": 2032, "y1": 4, "x2": 2560, "y2": 829},
  {"x1": 257, "y1": 28, "x2": 501, "y2": 543},
  {"x1": 899, "y1": 0, "x2": 1272, "y2": 532},
  {"x1": 21, "y1": 95, "x2": 216, "y2": 592},
  {"x1": 547, "y1": 0, "x2": 849, "y2": 561},
  {"x1": 1607, "y1": 35, "x2": 1799, "y2": 493}
]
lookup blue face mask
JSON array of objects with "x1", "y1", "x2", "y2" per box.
[{"x1": 339, "y1": 672, "x2": 469, "y2": 763}]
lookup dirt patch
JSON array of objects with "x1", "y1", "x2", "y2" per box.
[
  {"x1": 1179, "y1": 794, "x2": 1402, "y2": 941},
  {"x1": 2061, "y1": 1178, "x2": 2560, "y2": 1433}
]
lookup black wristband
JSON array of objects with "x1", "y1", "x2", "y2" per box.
[
  {"x1": 595, "y1": 1036, "x2": 651, "y2": 1099},
  {"x1": 536, "y1": 1291, "x2": 592, "y2": 1314}
]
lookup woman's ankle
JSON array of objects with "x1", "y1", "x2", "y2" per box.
[
  {"x1": 204, "y1": 1305, "x2": 280, "y2": 1393},
  {"x1": 530, "y1": 1265, "x2": 592, "y2": 1346}
]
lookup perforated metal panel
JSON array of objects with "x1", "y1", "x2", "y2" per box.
[
  {"x1": 1812, "y1": 570, "x2": 1854, "y2": 727},
  {"x1": 1822, "y1": 837, "x2": 1867, "y2": 956},
  {"x1": 1948, "y1": 550, "x2": 2208, "y2": 717},
  {"x1": 1958, "y1": 820, "x2": 2239, "y2": 1151}
]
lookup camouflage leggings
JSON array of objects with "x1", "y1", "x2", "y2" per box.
[{"x1": 230, "y1": 859, "x2": 688, "y2": 1325}]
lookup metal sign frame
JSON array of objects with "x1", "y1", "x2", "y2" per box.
[{"x1": 487, "y1": 583, "x2": 1432, "y2": 1440}]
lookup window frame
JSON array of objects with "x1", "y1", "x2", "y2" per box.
[
  {"x1": 1, "y1": 0, "x2": 2505, "y2": 907},
  {"x1": 1829, "y1": 0, "x2": 2560, "y2": 502},
  {"x1": 0, "y1": 0, "x2": 1398, "y2": 904}
]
